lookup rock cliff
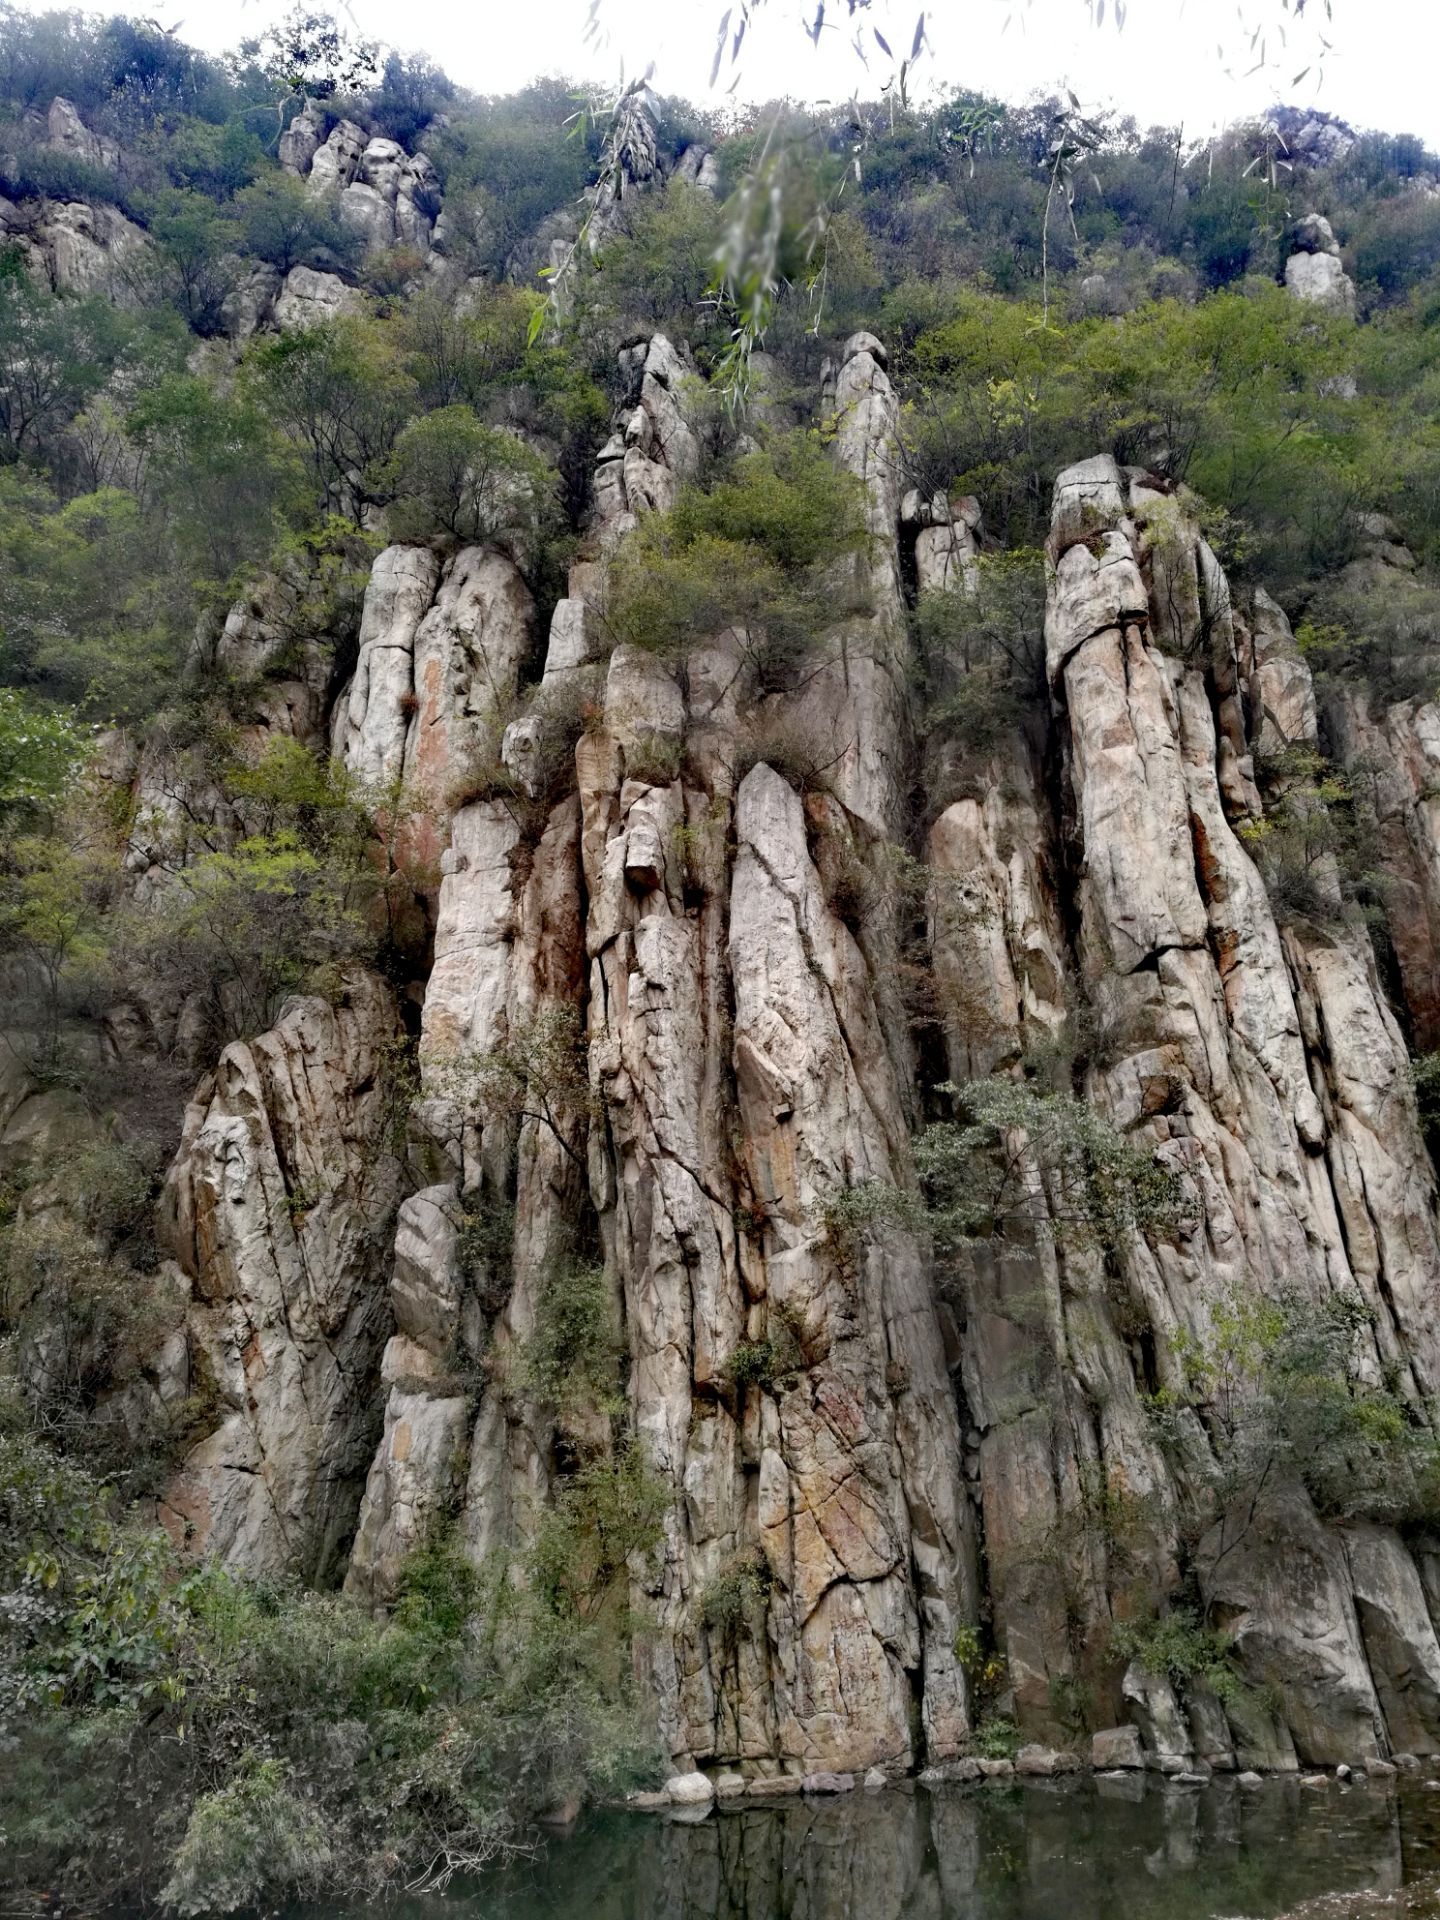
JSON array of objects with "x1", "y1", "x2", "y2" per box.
[{"x1": 54, "y1": 307, "x2": 1440, "y2": 1785}]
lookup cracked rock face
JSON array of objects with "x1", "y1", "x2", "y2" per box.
[
  {"x1": 155, "y1": 972, "x2": 406, "y2": 1582},
  {"x1": 86, "y1": 320, "x2": 1440, "y2": 1783}
]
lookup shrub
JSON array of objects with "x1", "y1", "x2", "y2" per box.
[
  {"x1": 730, "y1": 704, "x2": 852, "y2": 793},
  {"x1": 822, "y1": 1180, "x2": 922, "y2": 1264},
  {"x1": 460, "y1": 1002, "x2": 597, "y2": 1172},
  {"x1": 449, "y1": 671, "x2": 600, "y2": 821},
  {"x1": 623, "y1": 728, "x2": 684, "y2": 786},
  {"x1": 455, "y1": 1199, "x2": 516, "y2": 1316},
  {"x1": 234, "y1": 172, "x2": 357, "y2": 275},
  {"x1": 698, "y1": 1547, "x2": 772, "y2": 1643},
  {"x1": 0, "y1": 688, "x2": 89, "y2": 826},
  {"x1": 1414, "y1": 1051, "x2": 1440, "y2": 1167},
  {"x1": 671, "y1": 434, "x2": 868, "y2": 573},
  {"x1": 916, "y1": 1076, "x2": 1186, "y2": 1255},
  {"x1": 1237, "y1": 747, "x2": 1380, "y2": 929},
  {"x1": 161, "y1": 1758, "x2": 332, "y2": 1918},
  {"x1": 380, "y1": 406, "x2": 555, "y2": 549},
  {"x1": 972, "y1": 1715, "x2": 1020, "y2": 1760},
  {"x1": 1168, "y1": 1284, "x2": 1440, "y2": 1529},
  {"x1": 721, "y1": 1301, "x2": 805, "y2": 1394},
  {"x1": 0, "y1": 1427, "x2": 669, "y2": 1913},
  {"x1": 1109, "y1": 1608, "x2": 1242, "y2": 1704},
  {"x1": 123, "y1": 823, "x2": 373, "y2": 1047},
  {"x1": 517, "y1": 1258, "x2": 623, "y2": 1415},
  {"x1": 601, "y1": 433, "x2": 871, "y2": 679},
  {"x1": 0, "y1": 1209, "x2": 173, "y2": 1477},
  {"x1": 953, "y1": 1624, "x2": 1009, "y2": 1715}
]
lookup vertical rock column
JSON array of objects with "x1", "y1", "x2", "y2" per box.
[
  {"x1": 1042, "y1": 456, "x2": 1440, "y2": 1763},
  {"x1": 157, "y1": 972, "x2": 406, "y2": 1584}
]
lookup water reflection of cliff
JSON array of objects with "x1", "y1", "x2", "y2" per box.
[{"x1": 437, "y1": 1780, "x2": 1440, "y2": 1920}]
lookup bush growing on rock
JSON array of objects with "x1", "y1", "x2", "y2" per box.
[
  {"x1": 698, "y1": 1547, "x2": 773, "y2": 1644},
  {"x1": 1155, "y1": 1285, "x2": 1440, "y2": 1532},
  {"x1": 721, "y1": 1301, "x2": 806, "y2": 1395},
  {"x1": 233, "y1": 171, "x2": 357, "y2": 275},
  {"x1": 913, "y1": 547, "x2": 1046, "y2": 762},
  {"x1": 517, "y1": 1257, "x2": 624, "y2": 1416},
  {"x1": 601, "y1": 434, "x2": 870, "y2": 679},
  {"x1": 116, "y1": 740, "x2": 386, "y2": 1050},
  {"x1": 1109, "y1": 1607, "x2": 1244, "y2": 1703},
  {"x1": 246, "y1": 318, "x2": 419, "y2": 525},
  {"x1": 917, "y1": 1077, "x2": 1186, "y2": 1255},
  {"x1": 380, "y1": 405, "x2": 555, "y2": 550}
]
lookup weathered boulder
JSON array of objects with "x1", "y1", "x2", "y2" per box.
[
  {"x1": 273, "y1": 263, "x2": 366, "y2": 330},
  {"x1": 307, "y1": 118, "x2": 366, "y2": 196},
  {"x1": 1285, "y1": 248, "x2": 1355, "y2": 311},
  {"x1": 279, "y1": 99, "x2": 326, "y2": 176},
  {"x1": 39, "y1": 200, "x2": 148, "y2": 296},
  {"x1": 45, "y1": 96, "x2": 116, "y2": 170},
  {"x1": 666, "y1": 1770, "x2": 715, "y2": 1807},
  {"x1": 1093, "y1": 1725, "x2": 1146, "y2": 1770}
]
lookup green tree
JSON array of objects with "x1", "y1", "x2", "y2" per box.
[
  {"x1": 140, "y1": 189, "x2": 241, "y2": 335},
  {"x1": 380, "y1": 405, "x2": 553, "y2": 548},
  {"x1": 127, "y1": 375, "x2": 303, "y2": 588},
  {"x1": 0, "y1": 688, "x2": 88, "y2": 826},
  {"x1": 247, "y1": 318, "x2": 417, "y2": 521},
  {"x1": 914, "y1": 548, "x2": 1046, "y2": 761},
  {"x1": 0, "y1": 256, "x2": 133, "y2": 466},
  {"x1": 395, "y1": 283, "x2": 532, "y2": 412},
  {"x1": 233, "y1": 171, "x2": 355, "y2": 275},
  {"x1": 588, "y1": 181, "x2": 723, "y2": 340},
  {"x1": 602, "y1": 433, "x2": 870, "y2": 681},
  {"x1": 160, "y1": 115, "x2": 265, "y2": 197},
  {"x1": 916, "y1": 1076, "x2": 1185, "y2": 1254}
]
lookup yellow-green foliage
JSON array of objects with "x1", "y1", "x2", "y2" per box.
[{"x1": 603, "y1": 433, "x2": 870, "y2": 677}]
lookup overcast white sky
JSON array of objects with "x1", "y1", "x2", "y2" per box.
[{"x1": 75, "y1": 0, "x2": 1440, "y2": 146}]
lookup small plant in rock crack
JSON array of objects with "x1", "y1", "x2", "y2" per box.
[
  {"x1": 431, "y1": 1004, "x2": 598, "y2": 1176},
  {"x1": 698, "y1": 1547, "x2": 773, "y2": 1645},
  {"x1": 623, "y1": 729, "x2": 684, "y2": 787},
  {"x1": 455, "y1": 1199, "x2": 516, "y2": 1316},
  {"x1": 971, "y1": 1715, "x2": 1020, "y2": 1760},
  {"x1": 721, "y1": 1301, "x2": 806, "y2": 1395},
  {"x1": 515, "y1": 1257, "x2": 624, "y2": 1417},
  {"x1": 953, "y1": 1624, "x2": 1009, "y2": 1714}
]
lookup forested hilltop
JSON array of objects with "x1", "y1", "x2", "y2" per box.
[{"x1": 8, "y1": 6, "x2": 1440, "y2": 1911}]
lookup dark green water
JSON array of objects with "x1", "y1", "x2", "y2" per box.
[{"x1": 368, "y1": 1775, "x2": 1440, "y2": 1920}]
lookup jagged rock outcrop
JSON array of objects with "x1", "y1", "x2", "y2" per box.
[
  {"x1": 155, "y1": 971, "x2": 406, "y2": 1582},
  {"x1": 279, "y1": 100, "x2": 326, "y2": 178},
  {"x1": 44, "y1": 96, "x2": 117, "y2": 171},
  {"x1": 331, "y1": 541, "x2": 535, "y2": 861},
  {"x1": 345, "y1": 328, "x2": 978, "y2": 1773},
  {"x1": 87, "y1": 293, "x2": 1440, "y2": 1791},
  {"x1": 35, "y1": 199, "x2": 149, "y2": 297},
  {"x1": 1284, "y1": 212, "x2": 1356, "y2": 312},
  {"x1": 1015, "y1": 456, "x2": 1440, "y2": 1756},
  {"x1": 1328, "y1": 685, "x2": 1440, "y2": 1051},
  {"x1": 294, "y1": 116, "x2": 440, "y2": 259},
  {"x1": 803, "y1": 331, "x2": 912, "y2": 835}
]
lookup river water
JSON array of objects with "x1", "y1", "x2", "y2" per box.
[{"x1": 370, "y1": 1773, "x2": 1440, "y2": 1920}]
